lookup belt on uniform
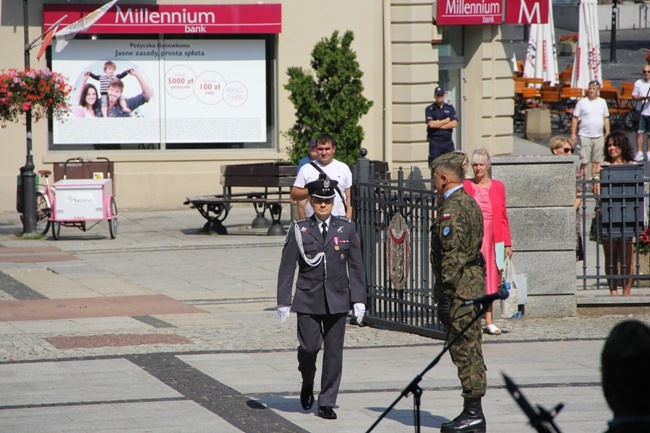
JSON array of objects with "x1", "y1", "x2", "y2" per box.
[
  {"x1": 465, "y1": 252, "x2": 486, "y2": 268},
  {"x1": 429, "y1": 136, "x2": 451, "y2": 142}
]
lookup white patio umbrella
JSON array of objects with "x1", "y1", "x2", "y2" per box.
[
  {"x1": 522, "y1": 0, "x2": 559, "y2": 86},
  {"x1": 571, "y1": 0, "x2": 602, "y2": 89}
]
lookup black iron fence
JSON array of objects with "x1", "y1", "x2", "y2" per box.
[
  {"x1": 352, "y1": 159, "x2": 648, "y2": 338},
  {"x1": 353, "y1": 160, "x2": 444, "y2": 339},
  {"x1": 578, "y1": 164, "x2": 649, "y2": 291}
]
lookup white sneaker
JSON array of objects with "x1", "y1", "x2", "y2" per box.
[
  {"x1": 635, "y1": 151, "x2": 644, "y2": 161},
  {"x1": 483, "y1": 324, "x2": 502, "y2": 335},
  {"x1": 645, "y1": 151, "x2": 650, "y2": 161}
]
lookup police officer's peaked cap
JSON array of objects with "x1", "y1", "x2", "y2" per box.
[
  {"x1": 430, "y1": 151, "x2": 467, "y2": 172},
  {"x1": 306, "y1": 179, "x2": 338, "y2": 199}
]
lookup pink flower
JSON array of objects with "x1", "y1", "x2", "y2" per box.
[{"x1": 0, "y1": 68, "x2": 71, "y2": 125}]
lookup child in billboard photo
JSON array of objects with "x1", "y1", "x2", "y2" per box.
[
  {"x1": 105, "y1": 68, "x2": 154, "y2": 118},
  {"x1": 88, "y1": 60, "x2": 131, "y2": 117}
]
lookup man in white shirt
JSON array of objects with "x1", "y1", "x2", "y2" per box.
[
  {"x1": 571, "y1": 80, "x2": 611, "y2": 179},
  {"x1": 291, "y1": 133, "x2": 353, "y2": 219},
  {"x1": 632, "y1": 65, "x2": 650, "y2": 161}
]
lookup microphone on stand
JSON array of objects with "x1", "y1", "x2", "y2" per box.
[{"x1": 462, "y1": 285, "x2": 510, "y2": 306}]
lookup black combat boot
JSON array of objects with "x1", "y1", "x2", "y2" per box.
[{"x1": 440, "y1": 397, "x2": 486, "y2": 433}]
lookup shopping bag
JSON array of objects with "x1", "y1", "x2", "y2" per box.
[{"x1": 500, "y1": 257, "x2": 521, "y2": 319}]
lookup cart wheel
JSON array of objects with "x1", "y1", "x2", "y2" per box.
[
  {"x1": 52, "y1": 222, "x2": 61, "y2": 240},
  {"x1": 108, "y1": 197, "x2": 118, "y2": 239},
  {"x1": 36, "y1": 191, "x2": 51, "y2": 236}
]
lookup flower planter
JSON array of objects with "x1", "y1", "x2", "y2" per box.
[
  {"x1": 559, "y1": 41, "x2": 577, "y2": 56},
  {"x1": 638, "y1": 253, "x2": 650, "y2": 287}
]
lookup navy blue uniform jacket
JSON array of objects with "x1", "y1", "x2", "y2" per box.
[{"x1": 277, "y1": 216, "x2": 366, "y2": 315}]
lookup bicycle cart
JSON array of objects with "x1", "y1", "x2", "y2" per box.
[{"x1": 47, "y1": 157, "x2": 118, "y2": 240}]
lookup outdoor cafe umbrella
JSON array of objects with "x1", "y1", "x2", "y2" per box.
[
  {"x1": 571, "y1": 0, "x2": 602, "y2": 89},
  {"x1": 522, "y1": 0, "x2": 559, "y2": 86}
]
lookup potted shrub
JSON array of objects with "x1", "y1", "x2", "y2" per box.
[
  {"x1": 558, "y1": 33, "x2": 578, "y2": 56},
  {"x1": 636, "y1": 227, "x2": 650, "y2": 286}
]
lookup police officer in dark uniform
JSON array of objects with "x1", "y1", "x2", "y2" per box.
[
  {"x1": 430, "y1": 158, "x2": 487, "y2": 433},
  {"x1": 276, "y1": 177, "x2": 366, "y2": 420},
  {"x1": 426, "y1": 86, "x2": 458, "y2": 166}
]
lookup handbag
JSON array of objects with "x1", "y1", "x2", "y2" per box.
[
  {"x1": 632, "y1": 85, "x2": 650, "y2": 130},
  {"x1": 576, "y1": 233, "x2": 585, "y2": 261},
  {"x1": 589, "y1": 205, "x2": 599, "y2": 242},
  {"x1": 500, "y1": 256, "x2": 524, "y2": 319},
  {"x1": 631, "y1": 108, "x2": 641, "y2": 130}
]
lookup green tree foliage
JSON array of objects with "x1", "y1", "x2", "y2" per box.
[{"x1": 284, "y1": 30, "x2": 373, "y2": 165}]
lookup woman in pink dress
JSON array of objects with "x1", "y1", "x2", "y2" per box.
[{"x1": 463, "y1": 148, "x2": 513, "y2": 335}]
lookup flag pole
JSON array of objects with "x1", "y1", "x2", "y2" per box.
[{"x1": 25, "y1": 15, "x2": 67, "y2": 52}]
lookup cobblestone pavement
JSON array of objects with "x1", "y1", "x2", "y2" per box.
[{"x1": 1, "y1": 207, "x2": 649, "y2": 433}]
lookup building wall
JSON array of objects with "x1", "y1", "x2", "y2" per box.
[
  {"x1": 0, "y1": 0, "x2": 516, "y2": 213},
  {"x1": 389, "y1": 1, "x2": 514, "y2": 178}
]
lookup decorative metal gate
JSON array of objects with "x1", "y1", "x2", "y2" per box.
[
  {"x1": 578, "y1": 164, "x2": 649, "y2": 290},
  {"x1": 353, "y1": 159, "x2": 444, "y2": 339}
]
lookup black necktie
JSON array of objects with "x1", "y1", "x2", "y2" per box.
[{"x1": 321, "y1": 222, "x2": 327, "y2": 240}]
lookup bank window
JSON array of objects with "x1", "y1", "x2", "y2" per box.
[
  {"x1": 49, "y1": 35, "x2": 277, "y2": 151},
  {"x1": 438, "y1": 26, "x2": 463, "y2": 58}
]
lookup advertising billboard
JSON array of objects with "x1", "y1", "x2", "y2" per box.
[{"x1": 52, "y1": 39, "x2": 266, "y2": 145}]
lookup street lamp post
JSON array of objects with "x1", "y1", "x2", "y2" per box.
[
  {"x1": 21, "y1": 0, "x2": 37, "y2": 235},
  {"x1": 610, "y1": 0, "x2": 618, "y2": 63}
]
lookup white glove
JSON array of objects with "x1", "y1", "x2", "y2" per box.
[
  {"x1": 353, "y1": 303, "x2": 366, "y2": 326},
  {"x1": 277, "y1": 306, "x2": 290, "y2": 325}
]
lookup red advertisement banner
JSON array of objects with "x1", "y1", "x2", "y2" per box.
[
  {"x1": 44, "y1": 4, "x2": 282, "y2": 35},
  {"x1": 505, "y1": 0, "x2": 549, "y2": 24}
]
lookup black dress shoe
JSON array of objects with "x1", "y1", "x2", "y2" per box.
[
  {"x1": 318, "y1": 406, "x2": 337, "y2": 420},
  {"x1": 300, "y1": 385, "x2": 314, "y2": 410}
]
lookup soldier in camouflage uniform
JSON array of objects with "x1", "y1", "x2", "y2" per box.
[{"x1": 431, "y1": 158, "x2": 487, "y2": 433}]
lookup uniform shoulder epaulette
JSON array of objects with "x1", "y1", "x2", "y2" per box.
[
  {"x1": 333, "y1": 215, "x2": 352, "y2": 223},
  {"x1": 295, "y1": 218, "x2": 309, "y2": 223}
]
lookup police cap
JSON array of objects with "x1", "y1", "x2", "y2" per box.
[{"x1": 306, "y1": 178, "x2": 338, "y2": 199}]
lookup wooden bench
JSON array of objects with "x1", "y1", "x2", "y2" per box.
[{"x1": 184, "y1": 162, "x2": 296, "y2": 235}]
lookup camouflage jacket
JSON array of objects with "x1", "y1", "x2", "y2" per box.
[{"x1": 430, "y1": 187, "x2": 485, "y2": 302}]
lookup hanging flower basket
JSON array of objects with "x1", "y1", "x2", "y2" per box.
[{"x1": 0, "y1": 68, "x2": 71, "y2": 128}]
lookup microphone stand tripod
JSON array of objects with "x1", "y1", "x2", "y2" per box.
[
  {"x1": 366, "y1": 302, "x2": 489, "y2": 433},
  {"x1": 502, "y1": 373, "x2": 564, "y2": 433}
]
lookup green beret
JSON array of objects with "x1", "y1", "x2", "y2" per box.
[{"x1": 429, "y1": 151, "x2": 467, "y2": 172}]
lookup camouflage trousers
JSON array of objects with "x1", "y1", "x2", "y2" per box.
[{"x1": 447, "y1": 301, "x2": 487, "y2": 399}]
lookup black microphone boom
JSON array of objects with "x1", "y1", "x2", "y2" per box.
[{"x1": 462, "y1": 287, "x2": 509, "y2": 306}]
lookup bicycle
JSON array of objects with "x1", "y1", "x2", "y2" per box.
[{"x1": 17, "y1": 170, "x2": 53, "y2": 236}]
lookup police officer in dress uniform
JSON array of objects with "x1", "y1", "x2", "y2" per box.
[
  {"x1": 276, "y1": 177, "x2": 366, "y2": 420},
  {"x1": 426, "y1": 86, "x2": 458, "y2": 167},
  {"x1": 430, "y1": 157, "x2": 488, "y2": 433}
]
